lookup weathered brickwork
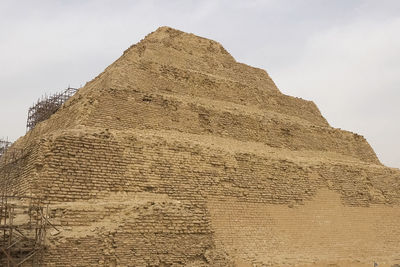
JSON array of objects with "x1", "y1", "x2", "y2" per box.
[
  {"x1": 208, "y1": 190, "x2": 400, "y2": 266},
  {"x1": 30, "y1": 130, "x2": 398, "y2": 206},
  {"x1": 1, "y1": 27, "x2": 399, "y2": 266},
  {"x1": 0, "y1": 142, "x2": 40, "y2": 196},
  {"x1": 43, "y1": 194, "x2": 230, "y2": 266},
  {"x1": 84, "y1": 89, "x2": 378, "y2": 163}
]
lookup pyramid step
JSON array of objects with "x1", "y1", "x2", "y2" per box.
[{"x1": 83, "y1": 89, "x2": 379, "y2": 164}]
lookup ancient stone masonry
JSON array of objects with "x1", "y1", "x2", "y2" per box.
[{"x1": 1, "y1": 27, "x2": 400, "y2": 266}]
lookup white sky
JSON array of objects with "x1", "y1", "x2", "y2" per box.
[{"x1": 0, "y1": 0, "x2": 399, "y2": 168}]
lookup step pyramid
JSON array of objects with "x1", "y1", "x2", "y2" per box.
[{"x1": 1, "y1": 26, "x2": 399, "y2": 267}]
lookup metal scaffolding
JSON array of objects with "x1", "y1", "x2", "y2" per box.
[
  {"x1": 0, "y1": 139, "x2": 12, "y2": 159},
  {"x1": 0, "y1": 144, "x2": 57, "y2": 266},
  {"x1": 0, "y1": 147, "x2": 56, "y2": 266},
  {"x1": 0, "y1": 195, "x2": 56, "y2": 266},
  {"x1": 26, "y1": 87, "x2": 78, "y2": 132},
  {"x1": 0, "y1": 87, "x2": 68, "y2": 266}
]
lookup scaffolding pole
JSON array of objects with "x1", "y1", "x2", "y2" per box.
[
  {"x1": 0, "y1": 195, "x2": 51, "y2": 266},
  {"x1": 26, "y1": 87, "x2": 78, "y2": 132}
]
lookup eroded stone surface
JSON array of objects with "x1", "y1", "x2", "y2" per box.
[{"x1": 1, "y1": 26, "x2": 399, "y2": 266}]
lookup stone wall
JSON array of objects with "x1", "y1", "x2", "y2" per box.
[
  {"x1": 17, "y1": 128, "x2": 398, "y2": 266},
  {"x1": 33, "y1": 130, "x2": 398, "y2": 206},
  {"x1": 0, "y1": 143, "x2": 39, "y2": 196},
  {"x1": 83, "y1": 89, "x2": 379, "y2": 164},
  {"x1": 43, "y1": 193, "x2": 230, "y2": 266},
  {"x1": 208, "y1": 189, "x2": 400, "y2": 266}
]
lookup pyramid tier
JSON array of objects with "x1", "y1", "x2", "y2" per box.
[
  {"x1": 74, "y1": 89, "x2": 377, "y2": 164},
  {"x1": 83, "y1": 55, "x2": 328, "y2": 127},
  {"x1": 99, "y1": 26, "x2": 280, "y2": 95},
  {"x1": 2, "y1": 128, "x2": 399, "y2": 266},
  {"x1": 11, "y1": 128, "x2": 396, "y2": 204},
  {"x1": 41, "y1": 193, "x2": 231, "y2": 266}
]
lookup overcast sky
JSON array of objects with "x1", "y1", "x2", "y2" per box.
[{"x1": 0, "y1": 0, "x2": 399, "y2": 168}]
